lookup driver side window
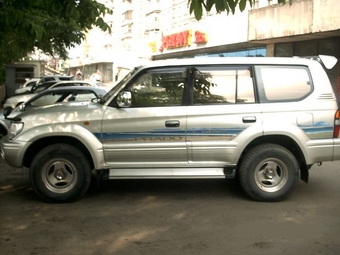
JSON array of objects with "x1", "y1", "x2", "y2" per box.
[{"x1": 127, "y1": 68, "x2": 186, "y2": 107}]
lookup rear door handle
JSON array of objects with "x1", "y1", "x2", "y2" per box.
[
  {"x1": 165, "y1": 120, "x2": 180, "y2": 127},
  {"x1": 242, "y1": 116, "x2": 256, "y2": 123}
]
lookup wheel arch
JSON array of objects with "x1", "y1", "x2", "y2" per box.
[
  {"x1": 23, "y1": 136, "x2": 95, "y2": 170},
  {"x1": 238, "y1": 135, "x2": 309, "y2": 183}
]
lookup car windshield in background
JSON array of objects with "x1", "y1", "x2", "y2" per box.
[
  {"x1": 25, "y1": 90, "x2": 98, "y2": 108},
  {"x1": 31, "y1": 82, "x2": 57, "y2": 93}
]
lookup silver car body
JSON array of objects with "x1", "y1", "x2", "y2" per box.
[
  {"x1": 0, "y1": 86, "x2": 108, "y2": 138},
  {"x1": 14, "y1": 78, "x2": 40, "y2": 94},
  {"x1": 3, "y1": 80, "x2": 108, "y2": 108},
  {"x1": 1, "y1": 56, "x2": 339, "y2": 202}
]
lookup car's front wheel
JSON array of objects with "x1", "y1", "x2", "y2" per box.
[
  {"x1": 239, "y1": 144, "x2": 299, "y2": 202},
  {"x1": 30, "y1": 143, "x2": 91, "y2": 203}
]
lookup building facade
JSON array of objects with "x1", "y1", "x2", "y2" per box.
[{"x1": 68, "y1": 0, "x2": 340, "y2": 94}]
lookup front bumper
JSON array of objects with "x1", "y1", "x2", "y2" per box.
[{"x1": 0, "y1": 136, "x2": 29, "y2": 167}]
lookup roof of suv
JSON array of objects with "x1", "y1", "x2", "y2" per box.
[{"x1": 145, "y1": 56, "x2": 337, "y2": 70}]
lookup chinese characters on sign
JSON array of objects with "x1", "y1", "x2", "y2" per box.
[{"x1": 158, "y1": 30, "x2": 208, "y2": 52}]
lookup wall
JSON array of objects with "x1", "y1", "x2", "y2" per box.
[{"x1": 248, "y1": 0, "x2": 340, "y2": 41}]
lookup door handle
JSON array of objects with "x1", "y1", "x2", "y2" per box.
[
  {"x1": 242, "y1": 116, "x2": 256, "y2": 123},
  {"x1": 165, "y1": 120, "x2": 180, "y2": 127}
]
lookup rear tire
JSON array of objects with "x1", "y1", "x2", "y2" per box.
[
  {"x1": 30, "y1": 144, "x2": 91, "y2": 203},
  {"x1": 239, "y1": 144, "x2": 299, "y2": 202}
]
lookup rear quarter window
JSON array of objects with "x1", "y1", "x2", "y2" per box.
[{"x1": 255, "y1": 65, "x2": 313, "y2": 102}]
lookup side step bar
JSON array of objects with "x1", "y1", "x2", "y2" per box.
[{"x1": 100, "y1": 167, "x2": 236, "y2": 179}]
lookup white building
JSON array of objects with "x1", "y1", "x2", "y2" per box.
[{"x1": 68, "y1": 0, "x2": 340, "y2": 94}]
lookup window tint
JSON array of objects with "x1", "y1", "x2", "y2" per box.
[
  {"x1": 193, "y1": 66, "x2": 255, "y2": 105},
  {"x1": 126, "y1": 68, "x2": 186, "y2": 107},
  {"x1": 256, "y1": 66, "x2": 312, "y2": 101}
]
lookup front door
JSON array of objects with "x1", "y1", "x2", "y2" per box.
[{"x1": 101, "y1": 67, "x2": 188, "y2": 168}]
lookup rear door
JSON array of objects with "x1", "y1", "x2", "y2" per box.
[{"x1": 186, "y1": 65, "x2": 262, "y2": 166}]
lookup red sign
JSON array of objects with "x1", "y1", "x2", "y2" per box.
[
  {"x1": 194, "y1": 31, "x2": 208, "y2": 44},
  {"x1": 159, "y1": 29, "x2": 208, "y2": 52},
  {"x1": 159, "y1": 30, "x2": 192, "y2": 52}
]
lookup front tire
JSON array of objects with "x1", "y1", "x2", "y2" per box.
[
  {"x1": 30, "y1": 144, "x2": 91, "y2": 203},
  {"x1": 239, "y1": 144, "x2": 299, "y2": 202}
]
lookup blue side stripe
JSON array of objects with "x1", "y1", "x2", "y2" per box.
[{"x1": 94, "y1": 127, "x2": 245, "y2": 141}]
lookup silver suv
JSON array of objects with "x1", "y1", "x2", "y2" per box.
[{"x1": 1, "y1": 56, "x2": 339, "y2": 203}]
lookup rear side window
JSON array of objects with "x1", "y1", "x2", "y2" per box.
[
  {"x1": 193, "y1": 66, "x2": 255, "y2": 105},
  {"x1": 255, "y1": 66, "x2": 313, "y2": 102}
]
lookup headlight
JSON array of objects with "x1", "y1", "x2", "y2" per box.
[{"x1": 8, "y1": 122, "x2": 24, "y2": 140}]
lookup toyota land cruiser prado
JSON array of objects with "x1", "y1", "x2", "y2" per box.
[{"x1": 1, "y1": 56, "x2": 339, "y2": 203}]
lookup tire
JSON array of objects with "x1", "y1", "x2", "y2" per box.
[
  {"x1": 30, "y1": 144, "x2": 91, "y2": 203},
  {"x1": 239, "y1": 144, "x2": 299, "y2": 202}
]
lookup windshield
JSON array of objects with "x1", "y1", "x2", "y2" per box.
[
  {"x1": 31, "y1": 82, "x2": 56, "y2": 93},
  {"x1": 99, "y1": 67, "x2": 140, "y2": 104}
]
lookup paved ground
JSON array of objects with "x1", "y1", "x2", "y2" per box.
[{"x1": 0, "y1": 158, "x2": 339, "y2": 255}]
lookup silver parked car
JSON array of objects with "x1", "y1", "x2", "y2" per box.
[
  {"x1": 3, "y1": 80, "x2": 108, "y2": 108},
  {"x1": 1, "y1": 56, "x2": 339, "y2": 203},
  {"x1": 14, "y1": 78, "x2": 40, "y2": 94},
  {"x1": 14, "y1": 75, "x2": 75, "y2": 94},
  {"x1": 0, "y1": 86, "x2": 109, "y2": 138}
]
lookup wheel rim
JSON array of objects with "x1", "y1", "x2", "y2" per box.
[
  {"x1": 41, "y1": 159, "x2": 78, "y2": 194},
  {"x1": 254, "y1": 158, "x2": 288, "y2": 193}
]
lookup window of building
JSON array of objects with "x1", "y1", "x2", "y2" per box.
[
  {"x1": 295, "y1": 41, "x2": 318, "y2": 56},
  {"x1": 275, "y1": 43, "x2": 293, "y2": 57},
  {"x1": 15, "y1": 67, "x2": 34, "y2": 84},
  {"x1": 319, "y1": 39, "x2": 339, "y2": 55},
  {"x1": 123, "y1": 10, "x2": 132, "y2": 21},
  {"x1": 199, "y1": 47, "x2": 266, "y2": 58},
  {"x1": 192, "y1": 66, "x2": 255, "y2": 105},
  {"x1": 122, "y1": 23, "x2": 132, "y2": 34}
]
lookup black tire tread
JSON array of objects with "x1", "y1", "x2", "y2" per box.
[
  {"x1": 239, "y1": 143, "x2": 299, "y2": 202},
  {"x1": 30, "y1": 143, "x2": 91, "y2": 203}
]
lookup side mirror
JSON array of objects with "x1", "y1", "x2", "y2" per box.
[
  {"x1": 116, "y1": 91, "x2": 132, "y2": 108},
  {"x1": 3, "y1": 106, "x2": 13, "y2": 118}
]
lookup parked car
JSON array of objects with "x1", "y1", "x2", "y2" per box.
[
  {"x1": 2, "y1": 80, "x2": 107, "y2": 108},
  {"x1": 37, "y1": 75, "x2": 74, "y2": 84},
  {"x1": 14, "y1": 78, "x2": 40, "y2": 94},
  {"x1": 1, "y1": 56, "x2": 339, "y2": 203},
  {"x1": 0, "y1": 86, "x2": 109, "y2": 138},
  {"x1": 14, "y1": 75, "x2": 74, "y2": 95}
]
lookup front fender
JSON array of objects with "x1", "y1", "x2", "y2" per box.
[{"x1": 14, "y1": 123, "x2": 105, "y2": 169}]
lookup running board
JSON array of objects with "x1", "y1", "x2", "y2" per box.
[{"x1": 104, "y1": 167, "x2": 236, "y2": 179}]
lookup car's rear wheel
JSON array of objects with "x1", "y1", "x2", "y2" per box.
[
  {"x1": 30, "y1": 143, "x2": 91, "y2": 203},
  {"x1": 239, "y1": 144, "x2": 299, "y2": 202}
]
